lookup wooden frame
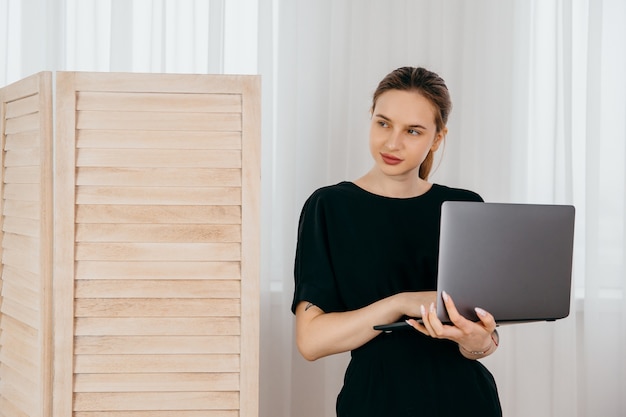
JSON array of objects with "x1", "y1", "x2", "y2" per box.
[
  {"x1": 0, "y1": 72, "x2": 53, "y2": 417},
  {"x1": 1, "y1": 72, "x2": 260, "y2": 417}
]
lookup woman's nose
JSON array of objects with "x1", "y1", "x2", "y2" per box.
[{"x1": 385, "y1": 131, "x2": 401, "y2": 150}]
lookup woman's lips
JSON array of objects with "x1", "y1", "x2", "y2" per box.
[{"x1": 381, "y1": 153, "x2": 402, "y2": 165}]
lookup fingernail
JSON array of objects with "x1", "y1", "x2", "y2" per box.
[
  {"x1": 442, "y1": 291, "x2": 449, "y2": 301},
  {"x1": 429, "y1": 302, "x2": 435, "y2": 313},
  {"x1": 420, "y1": 304, "x2": 426, "y2": 316},
  {"x1": 475, "y1": 307, "x2": 487, "y2": 317}
]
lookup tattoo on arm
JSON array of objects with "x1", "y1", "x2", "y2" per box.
[{"x1": 305, "y1": 302, "x2": 315, "y2": 311}]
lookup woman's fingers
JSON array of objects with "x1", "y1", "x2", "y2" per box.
[
  {"x1": 442, "y1": 292, "x2": 496, "y2": 332},
  {"x1": 425, "y1": 302, "x2": 446, "y2": 336},
  {"x1": 405, "y1": 304, "x2": 434, "y2": 336},
  {"x1": 406, "y1": 293, "x2": 498, "y2": 348},
  {"x1": 440, "y1": 291, "x2": 467, "y2": 326},
  {"x1": 474, "y1": 307, "x2": 497, "y2": 333},
  {"x1": 408, "y1": 302, "x2": 446, "y2": 338}
]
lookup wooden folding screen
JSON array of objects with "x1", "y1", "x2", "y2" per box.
[
  {"x1": 0, "y1": 72, "x2": 53, "y2": 417},
  {"x1": 0, "y1": 71, "x2": 260, "y2": 417}
]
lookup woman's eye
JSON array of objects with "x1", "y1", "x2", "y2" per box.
[
  {"x1": 408, "y1": 129, "x2": 420, "y2": 136},
  {"x1": 377, "y1": 120, "x2": 388, "y2": 128}
]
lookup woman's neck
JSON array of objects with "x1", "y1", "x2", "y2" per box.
[{"x1": 353, "y1": 170, "x2": 432, "y2": 198}]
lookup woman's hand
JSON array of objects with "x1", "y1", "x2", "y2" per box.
[
  {"x1": 392, "y1": 291, "x2": 438, "y2": 319},
  {"x1": 406, "y1": 291, "x2": 498, "y2": 359}
]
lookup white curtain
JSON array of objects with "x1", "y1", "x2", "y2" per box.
[
  {"x1": 1, "y1": 1, "x2": 625, "y2": 416},
  {"x1": 0, "y1": 0, "x2": 257, "y2": 78},
  {"x1": 260, "y1": 1, "x2": 626, "y2": 416}
]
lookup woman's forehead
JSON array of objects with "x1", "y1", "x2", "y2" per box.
[{"x1": 373, "y1": 90, "x2": 437, "y2": 126}]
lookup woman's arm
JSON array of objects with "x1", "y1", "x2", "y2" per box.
[{"x1": 295, "y1": 291, "x2": 437, "y2": 361}]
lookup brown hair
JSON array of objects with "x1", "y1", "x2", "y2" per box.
[{"x1": 372, "y1": 67, "x2": 451, "y2": 180}]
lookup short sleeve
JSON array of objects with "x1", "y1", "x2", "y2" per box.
[{"x1": 291, "y1": 191, "x2": 345, "y2": 314}]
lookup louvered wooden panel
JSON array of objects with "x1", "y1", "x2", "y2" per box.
[
  {"x1": 54, "y1": 73, "x2": 260, "y2": 417},
  {"x1": 0, "y1": 72, "x2": 53, "y2": 417}
]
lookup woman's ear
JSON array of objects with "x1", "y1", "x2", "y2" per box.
[{"x1": 431, "y1": 127, "x2": 447, "y2": 152}]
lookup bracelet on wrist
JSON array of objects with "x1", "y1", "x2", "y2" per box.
[
  {"x1": 460, "y1": 343, "x2": 492, "y2": 355},
  {"x1": 460, "y1": 331, "x2": 499, "y2": 355}
]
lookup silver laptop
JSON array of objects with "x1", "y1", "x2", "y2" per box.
[{"x1": 374, "y1": 201, "x2": 575, "y2": 331}]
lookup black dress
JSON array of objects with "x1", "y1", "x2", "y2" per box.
[{"x1": 291, "y1": 182, "x2": 502, "y2": 417}]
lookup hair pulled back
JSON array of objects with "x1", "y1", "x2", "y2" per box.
[{"x1": 372, "y1": 67, "x2": 451, "y2": 180}]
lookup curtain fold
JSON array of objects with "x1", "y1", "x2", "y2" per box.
[
  {"x1": 0, "y1": 0, "x2": 20, "y2": 82},
  {"x1": 582, "y1": 1, "x2": 626, "y2": 414},
  {"x1": 1, "y1": 1, "x2": 625, "y2": 416}
]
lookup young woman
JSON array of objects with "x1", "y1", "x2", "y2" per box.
[{"x1": 291, "y1": 67, "x2": 502, "y2": 416}]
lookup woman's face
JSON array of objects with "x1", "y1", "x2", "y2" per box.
[{"x1": 369, "y1": 89, "x2": 444, "y2": 179}]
